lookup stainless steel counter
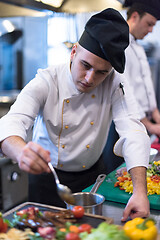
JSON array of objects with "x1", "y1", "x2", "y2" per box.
[{"x1": 102, "y1": 200, "x2": 160, "y2": 230}]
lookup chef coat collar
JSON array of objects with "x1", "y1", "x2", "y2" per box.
[
  {"x1": 129, "y1": 33, "x2": 136, "y2": 43},
  {"x1": 67, "y1": 60, "x2": 83, "y2": 97}
]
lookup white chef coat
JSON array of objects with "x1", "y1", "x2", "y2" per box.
[
  {"x1": 0, "y1": 61, "x2": 150, "y2": 172},
  {"x1": 124, "y1": 34, "x2": 157, "y2": 119}
]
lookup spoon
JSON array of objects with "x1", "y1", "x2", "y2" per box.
[{"x1": 48, "y1": 162, "x2": 75, "y2": 205}]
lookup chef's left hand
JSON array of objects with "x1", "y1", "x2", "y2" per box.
[
  {"x1": 121, "y1": 166, "x2": 150, "y2": 222},
  {"x1": 121, "y1": 191, "x2": 150, "y2": 221}
]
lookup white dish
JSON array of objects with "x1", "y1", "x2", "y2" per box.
[{"x1": 150, "y1": 148, "x2": 158, "y2": 162}]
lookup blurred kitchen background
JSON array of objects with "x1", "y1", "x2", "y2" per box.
[{"x1": 0, "y1": 0, "x2": 160, "y2": 212}]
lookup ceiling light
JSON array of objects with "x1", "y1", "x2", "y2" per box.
[
  {"x1": 2, "y1": 20, "x2": 15, "y2": 33},
  {"x1": 35, "y1": 0, "x2": 63, "y2": 8}
]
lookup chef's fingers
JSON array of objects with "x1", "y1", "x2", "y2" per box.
[
  {"x1": 17, "y1": 143, "x2": 51, "y2": 174},
  {"x1": 121, "y1": 203, "x2": 150, "y2": 222},
  {"x1": 121, "y1": 206, "x2": 131, "y2": 222},
  {"x1": 128, "y1": 210, "x2": 150, "y2": 220},
  {"x1": 18, "y1": 153, "x2": 50, "y2": 174},
  {"x1": 121, "y1": 198, "x2": 136, "y2": 221},
  {"x1": 18, "y1": 158, "x2": 45, "y2": 174},
  {"x1": 26, "y1": 141, "x2": 51, "y2": 163}
]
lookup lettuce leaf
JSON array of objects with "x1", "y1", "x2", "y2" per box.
[{"x1": 80, "y1": 222, "x2": 129, "y2": 240}]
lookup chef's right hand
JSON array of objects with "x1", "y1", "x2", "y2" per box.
[
  {"x1": 1, "y1": 136, "x2": 51, "y2": 174},
  {"x1": 148, "y1": 123, "x2": 160, "y2": 137},
  {"x1": 17, "y1": 141, "x2": 51, "y2": 174}
]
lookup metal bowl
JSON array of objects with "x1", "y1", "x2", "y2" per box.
[{"x1": 65, "y1": 192, "x2": 105, "y2": 215}]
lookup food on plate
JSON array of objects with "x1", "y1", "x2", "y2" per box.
[
  {"x1": 0, "y1": 218, "x2": 130, "y2": 240},
  {"x1": 114, "y1": 161, "x2": 160, "y2": 195},
  {"x1": 0, "y1": 206, "x2": 158, "y2": 239},
  {"x1": 123, "y1": 217, "x2": 158, "y2": 240},
  {"x1": 0, "y1": 227, "x2": 35, "y2": 240},
  {"x1": 11, "y1": 206, "x2": 77, "y2": 230}
]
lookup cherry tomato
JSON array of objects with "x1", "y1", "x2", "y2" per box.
[
  {"x1": 65, "y1": 232, "x2": 80, "y2": 240},
  {"x1": 1, "y1": 222, "x2": 8, "y2": 233},
  {"x1": 72, "y1": 206, "x2": 84, "y2": 219},
  {"x1": 78, "y1": 223, "x2": 92, "y2": 233}
]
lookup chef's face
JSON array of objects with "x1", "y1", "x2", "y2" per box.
[
  {"x1": 130, "y1": 12, "x2": 157, "y2": 39},
  {"x1": 70, "y1": 44, "x2": 113, "y2": 93}
]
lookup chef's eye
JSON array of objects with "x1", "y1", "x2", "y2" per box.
[
  {"x1": 81, "y1": 61, "x2": 90, "y2": 69},
  {"x1": 97, "y1": 70, "x2": 106, "y2": 75},
  {"x1": 147, "y1": 22, "x2": 154, "y2": 27}
]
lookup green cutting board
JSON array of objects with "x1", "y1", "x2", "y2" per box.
[{"x1": 83, "y1": 163, "x2": 160, "y2": 210}]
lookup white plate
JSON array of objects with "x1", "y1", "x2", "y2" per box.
[{"x1": 150, "y1": 148, "x2": 158, "y2": 162}]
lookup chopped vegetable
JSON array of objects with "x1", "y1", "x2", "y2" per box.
[
  {"x1": 115, "y1": 162, "x2": 160, "y2": 195},
  {"x1": 69, "y1": 225, "x2": 80, "y2": 233}
]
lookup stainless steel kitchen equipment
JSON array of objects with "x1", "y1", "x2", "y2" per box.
[
  {"x1": 0, "y1": 156, "x2": 28, "y2": 212},
  {"x1": 65, "y1": 174, "x2": 106, "y2": 215}
]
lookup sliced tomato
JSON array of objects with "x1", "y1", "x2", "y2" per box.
[
  {"x1": 65, "y1": 232, "x2": 80, "y2": 240},
  {"x1": 78, "y1": 223, "x2": 92, "y2": 233},
  {"x1": 16, "y1": 209, "x2": 28, "y2": 217},
  {"x1": 72, "y1": 206, "x2": 84, "y2": 219},
  {"x1": 16, "y1": 207, "x2": 40, "y2": 219}
]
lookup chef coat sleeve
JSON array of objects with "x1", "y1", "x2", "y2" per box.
[
  {"x1": 0, "y1": 68, "x2": 52, "y2": 142},
  {"x1": 124, "y1": 42, "x2": 157, "y2": 118},
  {"x1": 123, "y1": 67, "x2": 146, "y2": 119},
  {"x1": 111, "y1": 73, "x2": 150, "y2": 171}
]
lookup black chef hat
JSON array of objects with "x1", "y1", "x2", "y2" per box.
[
  {"x1": 78, "y1": 8, "x2": 129, "y2": 73},
  {"x1": 123, "y1": 0, "x2": 160, "y2": 20}
]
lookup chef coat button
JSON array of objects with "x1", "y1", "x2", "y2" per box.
[
  {"x1": 86, "y1": 144, "x2": 90, "y2": 149},
  {"x1": 82, "y1": 165, "x2": 86, "y2": 168},
  {"x1": 91, "y1": 94, "x2": 95, "y2": 98},
  {"x1": 59, "y1": 164, "x2": 63, "y2": 167},
  {"x1": 62, "y1": 144, "x2": 65, "y2": 149},
  {"x1": 65, "y1": 125, "x2": 69, "y2": 129},
  {"x1": 66, "y1": 99, "x2": 70, "y2": 103},
  {"x1": 90, "y1": 121, "x2": 94, "y2": 125}
]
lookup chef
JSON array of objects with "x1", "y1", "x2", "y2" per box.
[
  {"x1": 104, "y1": 0, "x2": 160, "y2": 173},
  {"x1": 0, "y1": 8, "x2": 150, "y2": 221},
  {"x1": 124, "y1": 0, "x2": 160, "y2": 136}
]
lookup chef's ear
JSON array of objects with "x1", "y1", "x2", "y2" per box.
[
  {"x1": 131, "y1": 11, "x2": 140, "y2": 21},
  {"x1": 70, "y1": 43, "x2": 78, "y2": 60}
]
